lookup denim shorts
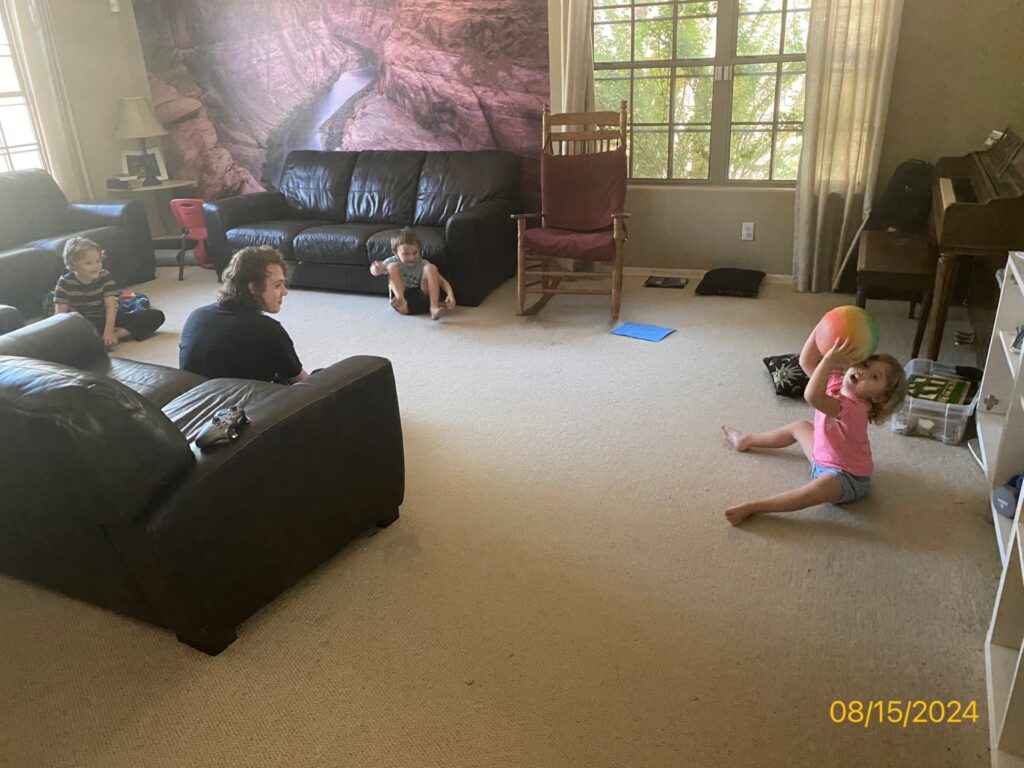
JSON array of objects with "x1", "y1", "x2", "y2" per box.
[{"x1": 809, "y1": 461, "x2": 872, "y2": 504}]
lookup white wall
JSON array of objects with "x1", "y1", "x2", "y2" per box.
[
  {"x1": 48, "y1": 0, "x2": 151, "y2": 199},
  {"x1": 878, "y1": 0, "x2": 1024, "y2": 183},
  {"x1": 626, "y1": 186, "x2": 794, "y2": 273}
]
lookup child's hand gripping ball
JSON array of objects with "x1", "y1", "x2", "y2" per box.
[{"x1": 813, "y1": 305, "x2": 879, "y2": 363}]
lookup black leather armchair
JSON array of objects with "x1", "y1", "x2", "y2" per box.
[
  {"x1": 0, "y1": 314, "x2": 404, "y2": 654},
  {"x1": 204, "y1": 150, "x2": 520, "y2": 306},
  {"x1": 0, "y1": 170, "x2": 156, "y2": 316}
]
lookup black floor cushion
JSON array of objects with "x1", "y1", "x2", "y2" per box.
[{"x1": 695, "y1": 268, "x2": 765, "y2": 297}]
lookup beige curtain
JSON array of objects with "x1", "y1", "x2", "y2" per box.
[
  {"x1": 3, "y1": 0, "x2": 92, "y2": 199},
  {"x1": 555, "y1": 0, "x2": 595, "y2": 113},
  {"x1": 550, "y1": 0, "x2": 596, "y2": 272},
  {"x1": 792, "y1": 0, "x2": 904, "y2": 292}
]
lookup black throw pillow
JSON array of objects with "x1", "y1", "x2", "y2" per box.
[
  {"x1": 695, "y1": 268, "x2": 766, "y2": 297},
  {"x1": 763, "y1": 353, "x2": 809, "y2": 398}
]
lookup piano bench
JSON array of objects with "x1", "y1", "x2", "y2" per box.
[{"x1": 857, "y1": 230, "x2": 937, "y2": 358}]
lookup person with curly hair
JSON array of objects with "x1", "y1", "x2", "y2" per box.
[{"x1": 179, "y1": 245, "x2": 309, "y2": 383}]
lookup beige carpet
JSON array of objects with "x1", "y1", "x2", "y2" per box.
[{"x1": 0, "y1": 266, "x2": 1000, "y2": 767}]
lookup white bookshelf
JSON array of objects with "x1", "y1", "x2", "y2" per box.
[
  {"x1": 987, "y1": 524, "x2": 1024, "y2": 765},
  {"x1": 980, "y1": 252, "x2": 1024, "y2": 766}
]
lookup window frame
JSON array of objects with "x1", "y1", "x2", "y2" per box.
[
  {"x1": 592, "y1": 0, "x2": 809, "y2": 187},
  {"x1": 0, "y1": 2, "x2": 48, "y2": 175}
]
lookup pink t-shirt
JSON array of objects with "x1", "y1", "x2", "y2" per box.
[{"x1": 812, "y1": 371, "x2": 874, "y2": 477}]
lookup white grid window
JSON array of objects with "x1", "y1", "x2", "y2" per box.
[
  {"x1": 594, "y1": 0, "x2": 810, "y2": 184},
  {"x1": 0, "y1": 8, "x2": 45, "y2": 173}
]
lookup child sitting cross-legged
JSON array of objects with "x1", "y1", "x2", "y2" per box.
[
  {"x1": 721, "y1": 328, "x2": 907, "y2": 525},
  {"x1": 53, "y1": 236, "x2": 165, "y2": 349},
  {"x1": 370, "y1": 228, "x2": 455, "y2": 320}
]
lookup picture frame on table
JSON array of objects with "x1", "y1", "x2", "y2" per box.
[{"x1": 120, "y1": 147, "x2": 168, "y2": 182}]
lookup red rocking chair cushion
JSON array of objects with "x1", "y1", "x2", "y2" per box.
[
  {"x1": 522, "y1": 227, "x2": 616, "y2": 262},
  {"x1": 541, "y1": 146, "x2": 626, "y2": 232}
]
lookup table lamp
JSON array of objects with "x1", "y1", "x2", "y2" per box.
[{"x1": 114, "y1": 96, "x2": 167, "y2": 186}]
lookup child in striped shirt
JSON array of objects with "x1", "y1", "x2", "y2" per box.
[{"x1": 53, "y1": 237, "x2": 164, "y2": 349}]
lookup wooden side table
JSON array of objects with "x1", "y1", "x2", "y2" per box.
[
  {"x1": 856, "y1": 229, "x2": 937, "y2": 359},
  {"x1": 106, "y1": 179, "x2": 197, "y2": 243}
]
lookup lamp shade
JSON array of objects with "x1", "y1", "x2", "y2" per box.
[{"x1": 114, "y1": 96, "x2": 167, "y2": 139}]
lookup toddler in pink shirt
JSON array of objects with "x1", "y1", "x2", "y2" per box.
[{"x1": 721, "y1": 327, "x2": 907, "y2": 526}]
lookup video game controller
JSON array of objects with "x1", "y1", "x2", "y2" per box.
[{"x1": 195, "y1": 406, "x2": 250, "y2": 451}]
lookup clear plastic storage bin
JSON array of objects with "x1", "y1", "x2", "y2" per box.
[{"x1": 890, "y1": 358, "x2": 980, "y2": 444}]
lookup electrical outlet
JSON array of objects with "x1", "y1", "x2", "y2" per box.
[{"x1": 741, "y1": 222, "x2": 755, "y2": 241}]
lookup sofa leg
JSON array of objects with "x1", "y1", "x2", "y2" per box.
[
  {"x1": 175, "y1": 624, "x2": 238, "y2": 655},
  {"x1": 376, "y1": 508, "x2": 400, "y2": 528}
]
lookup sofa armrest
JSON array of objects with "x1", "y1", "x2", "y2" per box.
[
  {"x1": 204, "y1": 192, "x2": 290, "y2": 272},
  {"x1": 0, "y1": 313, "x2": 106, "y2": 368},
  {"x1": 68, "y1": 200, "x2": 155, "y2": 285},
  {"x1": 118, "y1": 355, "x2": 404, "y2": 650},
  {"x1": 68, "y1": 201, "x2": 134, "y2": 229},
  {"x1": 445, "y1": 198, "x2": 520, "y2": 306},
  {"x1": 0, "y1": 305, "x2": 25, "y2": 334},
  {"x1": 158, "y1": 355, "x2": 404, "y2": 508}
]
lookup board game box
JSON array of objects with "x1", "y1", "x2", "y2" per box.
[{"x1": 905, "y1": 374, "x2": 970, "y2": 405}]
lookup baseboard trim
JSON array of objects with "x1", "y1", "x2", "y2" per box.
[{"x1": 623, "y1": 266, "x2": 793, "y2": 285}]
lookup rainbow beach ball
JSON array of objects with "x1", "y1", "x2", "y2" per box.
[{"x1": 813, "y1": 305, "x2": 879, "y2": 363}]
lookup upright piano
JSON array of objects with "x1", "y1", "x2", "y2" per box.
[{"x1": 924, "y1": 127, "x2": 1024, "y2": 359}]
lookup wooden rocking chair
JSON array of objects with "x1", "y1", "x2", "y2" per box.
[{"x1": 513, "y1": 101, "x2": 630, "y2": 320}]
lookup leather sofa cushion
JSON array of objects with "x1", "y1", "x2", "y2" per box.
[
  {"x1": 292, "y1": 224, "x2": 391, "y2": 266},
  {"x1": 226, "y1": 220, "x2": 331, "y2": 261},
  {"x1": 0, "y1": 356, "x2": 195, "y2": 526},
  {"x1": 414, "y1": 151, "x2": 519, "y2": 226},
  {"x1": 89, "y1": 357, "x2": 208, "y2": 408},
  {"x1": 0, "y1": 170, "x2": 70, "y2": 249},
  {"x1": 0, "y1": 312, "x2": 107, "y2": 369},
  {"x1": 366, "y1": 227, "x2": 448, "y2": 268},
  {"x1": 162, "y1": 378, "x2": 283, "y2": 442},
  {"x1": 346, "y1": 151, "x2": 425, "y2": 224},
  {"x1": 0, "y1": 247, "x2": 62, "y2": 316},
  {"x1": 29, "y1": 226, "x2": 121, "y2": 257},
  {"x1": 278, "y1": 150, "x2": 358, "y2": 220}
]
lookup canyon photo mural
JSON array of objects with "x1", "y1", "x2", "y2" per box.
[{"x1": 133, "y1": 0, "x2": 549, "y2": 203}]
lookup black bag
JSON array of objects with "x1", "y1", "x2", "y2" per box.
[{"x1": 866, "y1": 159, "x2": 934, "y2": 232}]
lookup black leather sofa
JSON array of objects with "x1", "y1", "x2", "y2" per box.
[
  {"x1": 0, "y1": 304, "x2": 23, "y2": 334},
  {"x1": 0, "y1": 314, "x2": 404, "y2": 654},
  {"x1": 0, "y1": 170, "x2": 156, "y2": 316},
  {"x1": 204, "y1": 150, "x2": 520, "y2": 306}
]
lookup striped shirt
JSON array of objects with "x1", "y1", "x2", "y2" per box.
[{"x1": 53, "y1": 269, "x2": 118, "y2": 317}]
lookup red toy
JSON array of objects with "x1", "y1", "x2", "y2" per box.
[{"x1": 170, "y1": 198, "x2": 212, "y2": 279}]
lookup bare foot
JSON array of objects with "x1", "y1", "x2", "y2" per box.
[
  {"x1": 722, "y1": 425, "x2": 751, "y2": 452},
  {"x1": 725, "y1": 503, "x2": 757, "y2": 526},
  {"x1": 390, "y1": 294, "x2": 408, "y2": 315},
  {"x1": 430, "y1": 305, "x2": 446, "y2": 321}
]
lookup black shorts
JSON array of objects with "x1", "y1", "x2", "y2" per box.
[
  {"x1": 84, "y1": 309, "x2": 166, "y2": 340},
  {"x1": 393, "y1": 287, "x2": 430, "y2": 315}
]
